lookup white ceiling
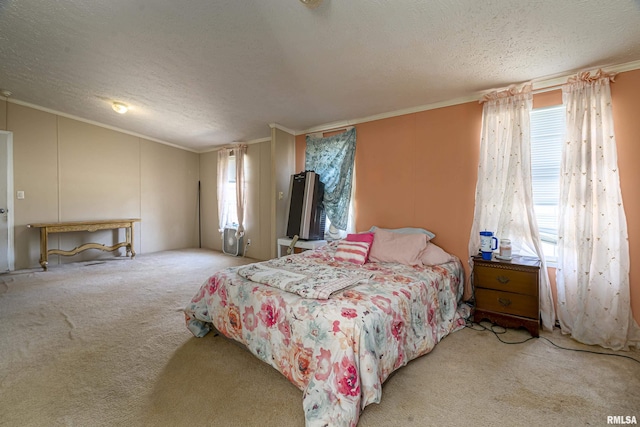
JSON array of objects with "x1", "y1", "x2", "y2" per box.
[{"x1": 2, "y1": 0, "x2": 640, "y2": 152}]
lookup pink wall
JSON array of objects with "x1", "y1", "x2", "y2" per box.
[
  {"x1": 296, "y1": 69, "x2": 640, "y2": 323},
  {"x1": 611, "y1": 70, "x2": 640, "y2": 326}
]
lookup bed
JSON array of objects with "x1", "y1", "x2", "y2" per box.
[{"x1": 184, "y1": 230, "x2": 470, "y2": 427}]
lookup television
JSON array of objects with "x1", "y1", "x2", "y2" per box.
[{"x1": 285, "y1": 171, "x2": 326, "y2": 240}]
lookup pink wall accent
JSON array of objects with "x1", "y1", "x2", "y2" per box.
[
  {"x1": 296, "y1": 69, "x2": 640, "y2": 323},
  {"x1": 611, "y1": 69, "x2": 640, "y2": 326},
  {"x1": 532, "y1": 89, "x2": 562, "y2": 109}
]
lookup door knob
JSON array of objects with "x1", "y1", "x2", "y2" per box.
[{"x1": 0, "y1": 208, "x2": 6, "y2": 214}]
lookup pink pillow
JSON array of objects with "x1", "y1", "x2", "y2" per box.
[
  {"x1": 335, "y1": 241, "x2": 371, "y2": 265},
  {"x1": 346, "y1": 232, "x2": 374, "y2": 244},
  {"x1": 420, "y1": 242, "x2": 453, "y2": 265},
  {"x1": 346, "y1": 232, "x2": 375, "y2": 260},
  {"x1": 369, "y1": 228, "x2": 427, "y2": 266}
]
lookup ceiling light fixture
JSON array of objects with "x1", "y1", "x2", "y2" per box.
[
  {"x1": 112, "y1": 102, "x2": 129, "y2": 114},
  {"x1": 299, "y1": 0, "x2": 323, "y2": 9}
]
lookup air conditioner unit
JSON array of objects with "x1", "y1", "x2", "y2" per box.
[
  {"x1": 223, "y1": 226, "x2": 244, "y2": 256},
  {"x1": 285, "y1": 171, "x2": 325, "y2": 241}
]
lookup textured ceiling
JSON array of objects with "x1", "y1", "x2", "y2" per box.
[{"x1": 1, "y1": 0, "x2": 640, "y2": 152}]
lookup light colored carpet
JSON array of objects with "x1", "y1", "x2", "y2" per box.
[{"x1": 0, "y1": 249, "x2": 638, "y2": 427}]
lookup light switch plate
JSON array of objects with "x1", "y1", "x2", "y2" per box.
[{"x1": 17, "y1": 191, "x2": 24, "y2": 199}]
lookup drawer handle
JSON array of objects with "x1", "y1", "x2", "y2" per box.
[
  {"x1": 498, "y1": 298, "x2": 512, "y2": 307},
  {"x1": 496, "y1": 275, "x2": 510, "y2": 284}
]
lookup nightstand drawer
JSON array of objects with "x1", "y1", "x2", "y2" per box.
[
  {"x1": 475, "y1": 288, "x2": 538, "y2": 319},
  {"x1": 474, "y1": 265, "x2": 537, "y2": 296}
]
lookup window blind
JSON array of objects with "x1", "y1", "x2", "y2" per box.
[{"x1": 530, "y1": 105, "x2": 565, "y2": 243}]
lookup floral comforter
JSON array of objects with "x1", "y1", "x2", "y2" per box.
[
  {"x1": 237, "y1": 260, "x2": 374, "y2": 299},
  {"x1": 184, "y1": 242, "x2": 470, "y2": 427}
]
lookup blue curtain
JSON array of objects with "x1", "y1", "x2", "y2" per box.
[{"x1": 305, "y1": 127, "x2": 356, "y2": 231}]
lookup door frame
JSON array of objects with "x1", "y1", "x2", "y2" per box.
[{"x1": 1, "y1": 130, "x2": 14, "y2": 271}]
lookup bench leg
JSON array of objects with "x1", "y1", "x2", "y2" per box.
[
  {"x1": 39, "y1": 228, "x2": 49, "y2": 271},
  {"x1": 127, "y1": 224, "x2": 136, "y2": 258}
]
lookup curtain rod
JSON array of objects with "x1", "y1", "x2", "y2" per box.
[
  {"x1": 529, "y1": 66, "x2": 620, "y2": 95},
  {"x1": 532, "y1": 83, "x2": 564, "y2": 94},
  {"x1": 484, "y1": 71, "x2": 614, "y2": 101},
  {"x1": 305, "y1": 125, "x2": 354, "y2": 136}
]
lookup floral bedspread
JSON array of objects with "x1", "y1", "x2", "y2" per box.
[
  {"x1": 237, "y1": 259, "x2": 374, "y2": 299},
  {"x1": 184, "y1": 242, "x2": 470, "y2": 427}
]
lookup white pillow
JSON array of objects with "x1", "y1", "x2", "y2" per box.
[{"x1": 420, "y1": 242, "x2": 453, "y2": 265}]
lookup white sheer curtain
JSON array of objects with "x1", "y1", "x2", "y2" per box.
[
  {"x1": 217, "y1": 148, "x2": 231, "y2": 233},
  {"x1": 557, "y1": 70, "x2": 640, "y2": 350},
  {"x1": 469, "y1": 85, "x2": 555, "y2": 331},
  {"x1": 217, "y1": 145, "x2": 247, "y2": 237},
  {"x1": 234, "y1": 144, "x2": 247, "y2": 237}
]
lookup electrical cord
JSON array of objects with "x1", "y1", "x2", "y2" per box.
[
  {"x1": 465, "y1": 320, "x2": 536, "y2": 344},
  {"x1": 465, "y1": 320, "x2": 640, "y2": 365}
]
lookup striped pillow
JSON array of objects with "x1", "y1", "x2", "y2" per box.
[{"x1": 335, "y1": 241, "x2": 371, "y2": 265}]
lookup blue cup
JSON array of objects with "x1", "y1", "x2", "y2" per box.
[{"x1": 479, "y1": 231, "x2": 498, "y2": 261}]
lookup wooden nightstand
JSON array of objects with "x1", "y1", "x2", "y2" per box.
[{"x1": 472, "y1": 255, "x2": 540, "y2": 337}]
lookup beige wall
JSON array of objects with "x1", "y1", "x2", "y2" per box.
[
  {"x1": 256, "y1": 140, "x2": 274, "y2": 259},
  {"x1": 0, "y1": 99, "x2": 6, "y2": 130},
  {"x1": 58, "y1": 118, "x2": 141, "y2": 221},
  {"x1": 140, "y1": 139, "x2": 200, "y2": 252},
  {"x1": 8, "y1": 103, "x2": 199, "y2": 269},
  {"x1": 11, "y1": 104, "x2": 59, "y2": 267},
  {"x1": 272, "y1": 128, "x2": 296, "y2": 258},
  {"x1": 198, "y1": 150, "x2": 219, "y2": 252}
]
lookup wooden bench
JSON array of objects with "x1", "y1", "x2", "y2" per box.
[{"x1": 27, "y1": 219, "x2": 140, "y2": 270}]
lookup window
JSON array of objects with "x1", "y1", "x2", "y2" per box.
[
  {"x1": 530, "y1": 104, "x2": 565, "y2": 263},
  {"x1": 224, "y1": 154, "x2": 238, "y2": 226}
]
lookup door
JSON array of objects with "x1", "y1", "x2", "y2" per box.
[{"x1": 0, "y1": 131, "x2": 14, "y2": 272}]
